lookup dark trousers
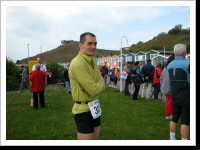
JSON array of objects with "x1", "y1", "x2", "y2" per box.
[
  {"x1": 132, "y1": 85, "x2": 141, "y2": 100},
  {"x1": 47, "y1": 77, "x2": 51, "y2": 84},
  {"x1": 153, "y1": 83, "x2": 160, "y2": 99},
  {"x1": 33, "y1": 91, "x2": 45, "y2": 108},
  {"x1": 124, "y1": 76, "x2": 130, "y2": 95},
  {"x1": 20, "y1": 80, "x2": 30, "y2": 92}
]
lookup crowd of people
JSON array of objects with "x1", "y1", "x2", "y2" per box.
[{"x1": 18, "y1": 32, "x2": 190, "y2": 141}]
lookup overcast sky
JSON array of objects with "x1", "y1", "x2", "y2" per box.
[{"x1": 3, "y1": 1, "x2": 194, "y2": 63}]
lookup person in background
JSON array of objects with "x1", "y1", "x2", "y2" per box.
[
  {"x1": 29, "y1": 64, "x2": 46, "y2": 109},
  {"x1": 141, "y1": 59, "x2": 155, "y2": 99},
  {"x1": 69, "y1": 32, "x2": 105, "y2": 140},
  {"x1": 128, "y1": 61, "x2": 135, "y2": 95},
  {"x1": 167, "y1": 43, "x2": 190, "y2": 140},
  {"x1": 108, "y1": 67, "x2": 118, "y2": 88},
  {"x1": 19, "y1": 65, "x2": 30, "y2": 92},
  {"x1": 63, "y1": 64, "x2": 71, "y2": 93},
  {"x1": 152, "y1": 63, "x2": 162, "y2": 100},
  {"x1": 99, "y1": 65, "x2": 106, "y2": 78},
  {"x1": 160, "y1": 54, "x2": 175, "y2": 119},
  {"x1": 31, "y1": 57, "x2": 47, "y2": 104},
  {"x1": 47, "y1": 69, "x2": 52, "y2": 86},
  {"x1": 107, "y1": 67, "x2": 113, "y2": 87},
  {"x1": 124, "y1": 61, "x2": 132, "y2": 96},
  {"x1": 32, "y1": 57, "x2": 47, "y2": 74},
  {"x1": 102, "y1": 62, "x2": 108, "y2": 86},
  {"x1": 131, "y1": 61, "x2": 144, "y2": 100}
]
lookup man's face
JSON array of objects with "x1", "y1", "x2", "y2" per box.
[
  {"x1": 37, "y1": 58, "x2": 41, "y2": 64},
  {"x1": 79, "y1": 34, "x2": 97, "y2": 56}
]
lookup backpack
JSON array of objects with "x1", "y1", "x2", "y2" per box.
[{"x1": 130, "y1": 66, "x2": 138, "y2": 80}]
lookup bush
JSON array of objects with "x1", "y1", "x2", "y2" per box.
[
  {"x1": 6, "y1": 76, "x2": 20, "y2": 91},
  {"x1": 6, "y1": 57, "x2": 21, "y2": 91}
]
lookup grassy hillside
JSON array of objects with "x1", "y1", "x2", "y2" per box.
[
  {"x1": 128, "y1": 34, "x2": 190, "y2": 54},
  {"x1": 20, "y1": 33, "x2": 190, "y2": 64}
]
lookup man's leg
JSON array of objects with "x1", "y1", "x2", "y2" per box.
[
  {"x1": 39, "y1": 91, "x2": 45, "y2": 108},
  {"x1": 170, "y1": 121, "x2": 177, "y2": 140},
  {"x1": 181, "y1": 125, "x2": 189, "y2": 139},
  {"x1": 146, "y1": 83, "x2": 153, "y2": 99},
  {"x1": 33, "y1": 92, "x2": 38, "y2": 109},
  {"x1": 141, "y1": 83, "x2": 146, "y2": 98},
  {"x1": 77, "y1": 126, "x2": 100, "y2": 140},
  {"x1": 20, "y1": 81, "x2": 24, "y2": 92}
]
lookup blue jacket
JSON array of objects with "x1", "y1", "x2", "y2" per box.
[{"x1": 167, "y1": 56, "x2": 190, "y2": 106}]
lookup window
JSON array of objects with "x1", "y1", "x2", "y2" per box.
[
  {"x1": 136, "y1": 55, "x2": 145, "y2": 60},
  {"x1": 150, "y1": 54, "x2": 157, "y2": 59}
]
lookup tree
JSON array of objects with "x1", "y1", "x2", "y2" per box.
[
  {"x1": 46, "y1": 62, "x2": 64, "y2": 83},
  {"x1": 168, "y1": 24, "x2": 182, "y2": 34},
  {"x1": 6, "y1": 57, "x2": 21, "y2": 91}
]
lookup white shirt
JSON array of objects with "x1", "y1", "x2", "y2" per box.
[{"x1": 32, "y1": 63, "x2": 47, "y2": 73}]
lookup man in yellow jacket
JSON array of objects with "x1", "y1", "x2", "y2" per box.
[{"x1": 69, "y1": 32, "x2": 105, "y2": 140}]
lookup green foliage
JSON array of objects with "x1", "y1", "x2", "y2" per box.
[
  {"x1": 46, "y1": 62, "x2": 64, "y2": 83},
  {"x1": 6, "y1": 76, "x2": 20, "y2": 91},
  {"x1": 6, "y1": 57, "x2": 21, "y2": 91},
  {"x1": 6, "y1": 87, "x2": 187, "y2": 141}
]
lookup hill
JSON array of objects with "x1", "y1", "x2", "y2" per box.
[
  {"x1": 20, "y1": 41, "x2": 120, "y2": 64},
  {"x1": 20, "y1": 33, "x2": 190, "y2": 64}
]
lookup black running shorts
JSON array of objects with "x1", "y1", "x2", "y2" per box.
[{"x1": 74, "y1": 111, "x2": 101, "y2": 133}]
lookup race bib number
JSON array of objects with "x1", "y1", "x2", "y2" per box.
[{"x1": 88, "y1": 99, "x2": 102, "y2": 119}]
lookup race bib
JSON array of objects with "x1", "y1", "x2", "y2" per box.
[
  {"x1": 121, "y1": 71, "x2": 128, "y2": 79},
  {"x1": 88, "y1": 99, "x2": 102, "y2": 119}
]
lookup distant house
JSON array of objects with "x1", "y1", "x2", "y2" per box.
[
  {"x1": 126, "y1": 52, "x2": 135, "y2": 63},
  {"x1": 109, "y1": 55, "x2": 119, "y2": 69},
  {"x1": 96, "y1": 49, "x2": 190, "y2": 71},
  {"x1": 99, "y1": 56, "x2": 106, "y2": 66},
  {"x1": 96, "y1": 56, "x2": 101, "y2": 66},
  {"x1": 106, "y1": 55, "x2": 112, "y2": 68},
  {"x1": 134, "y1": 51, "x2": 147, "y2": 65},
  {"x1": 146, "y1": 50, "x2": 173, "y2": 66}
]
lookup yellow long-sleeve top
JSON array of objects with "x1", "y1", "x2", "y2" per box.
[{"x1": 69, "y1": 52, "x2": 105, "y2": 114}]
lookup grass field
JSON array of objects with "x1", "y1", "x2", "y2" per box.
[{"x1": 5, "y1": 87, "x2": 192, "y2": 145}]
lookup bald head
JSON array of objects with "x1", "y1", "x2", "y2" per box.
[{"x1": 37, "y1": 57, "x2": 41, "y2": 64}]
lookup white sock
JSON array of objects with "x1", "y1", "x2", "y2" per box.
[
  {"x1": 182, "y1": 138, "x2": 188, "y2": 140},
  {"x1": 170, "y1": 132, "x2": 176, "y2": 140}
]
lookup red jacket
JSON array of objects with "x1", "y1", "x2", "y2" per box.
[
  {"x1": 29, "y1": 69, "x2": 46, "y2": 92},
  {"x1": 153, "y1": 67, "x2": 162, "y2": 84},
  {"x1": 100, "y1": 68, "x2": 106, "y2": 77}
]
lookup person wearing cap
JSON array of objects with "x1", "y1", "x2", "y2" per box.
[
  {"x1": 141, "y1": 58, "x2": 155, "y2": 99},
  {"x1": 68, "y1": 32, "x2": 105, "y2": 140}
]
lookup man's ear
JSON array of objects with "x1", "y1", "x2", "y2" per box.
[{"x1": 79, "y1": 42, "x2": 82, "y2": 49}]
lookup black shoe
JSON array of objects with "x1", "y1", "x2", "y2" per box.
[
  {"x1": 68, "y1": 91, "x2": 71, "y2": 93},
  {"x1": 132, "y1": 99, "x2": 138, "y2": 100},
  {"x1": 34, "y1": 107, "x2": 38, "y2": 109}
]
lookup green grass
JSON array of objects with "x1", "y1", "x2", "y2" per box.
[{"x1": 6, "y1": 87, "x2": 186, "y2": 141}]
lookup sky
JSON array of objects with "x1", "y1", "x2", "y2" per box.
[
  {"x1": 1, "y1": 0, "x2": 196, "y2": 146},
  {"x1": 2, "y1": 1, "x2": 195, "y2": 63}
]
